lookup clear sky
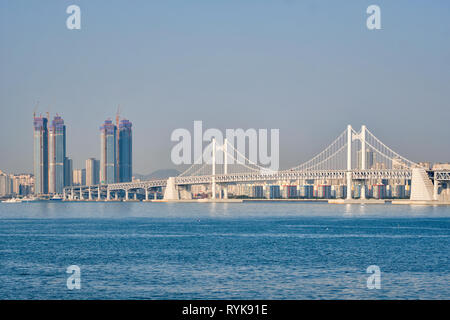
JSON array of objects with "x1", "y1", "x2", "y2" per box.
[{"x1": 1, "y1": 0, "x2": 449, "y2": 174}]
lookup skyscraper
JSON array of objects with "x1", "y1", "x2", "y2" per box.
[
  {"x1": 73, "y1": 169, "x2": 86, "y2": 186},
  {"x1": 48, "y1": 115, "x2": 66, "y2": 194},
  {"x1": 357, "y1": 147, "x2": 375, "y2": 170},
  {"x1": 118, "y1": 119, "x2": 132, "y2": 182},
  {"x1": 64, "y1": 157, "x2": 73, "y2": 186},
  {"x1": 33, "y1": 115, "x2": 48, "y2": 194},
  {"x1": 100, "y1": 120, "x2": 117, "y2": 184},
  {"x1": 86, "y1": 158, "x2": 100, "y2": 186}
]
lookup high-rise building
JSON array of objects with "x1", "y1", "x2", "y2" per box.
[
  {"x1": 0, "y1": 170, "x2": 12, "y2": 196},
  {"x1": 73, "y1": 169, "x2": 86, "y2": 186},
  {"x1": 357, "y1": 147, "x2": 375, "y2": 170},
  {"x1": 48, "y1": 115, "x2": 66, "y2": 194},
  {"x1": 64, "y1": 157, "x2": 73, "y2": 186},
  {"x1": 86, "y1": 158, "x2": 100, "y2": 186},
  {"x1": 33, "y1": 115, "x2": 48, "y2": 194},
  {"x1": 100, "y1": 120, "x2": 117, "y2": 184},
  {"x1": 118, "y1": 119, "x2": 132, "y2": 182}
]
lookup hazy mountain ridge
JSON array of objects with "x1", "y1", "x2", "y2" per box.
[{"x1": 133, "y1": 169, "x2": 180, "y2": 180}]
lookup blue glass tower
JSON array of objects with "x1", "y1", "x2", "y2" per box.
[
  {"x1": 100, "y1": 120, "x2": 117, "y2": 184},
  {"x1": 118, "y1": 119, "x2": 132, "y2": 182},
  {"x1": 33, "y1": 116, "x2": 48, "y2": 195},
  {"x1": 49, "y1": 115, "x2": 66, "y2": 194}
]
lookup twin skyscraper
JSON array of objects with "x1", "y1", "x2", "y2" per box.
[
  {"x1": 33, "y1": 113, "x2": 133, "y2": 195},
  {"x1": 99, "y1": 118, "x2": 132, "y2": 184}
]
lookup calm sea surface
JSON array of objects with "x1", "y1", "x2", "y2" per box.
[{"x1": 0, "y1": 202, "x2": 449, "y2": 299}]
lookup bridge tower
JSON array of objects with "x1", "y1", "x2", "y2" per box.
[
  {"x1": 223, "y1": 138, "x2": 228, "y2": 199},
  {"x1": 346, "y1": 125, "x2": 353, "y2": 200},
  {"x1": 211, "y1": 138, "x2": 216, "y2": 199},
  {"x1": 361, "y1": 125, "x2": 366, "y2": 199}
]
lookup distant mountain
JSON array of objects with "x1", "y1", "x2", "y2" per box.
[{"x1": 133, "y1": 169, "x2": 180, "y2": 180}]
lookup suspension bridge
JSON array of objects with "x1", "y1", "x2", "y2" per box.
[{"x1": 63, "y1": 125, "x2": 450, "y2": 202}]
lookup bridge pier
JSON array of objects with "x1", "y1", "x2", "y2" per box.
[
  {"x1": 88, "y1": 187, "x2": 92, "y2": 200},
  {"x1": 163, "y1": 177, "x2": 179, "y2": 200},
  {"x1": 361, "y1": 183, "x2": 366, "y2": 200},
  {"x1": 145, "y1": 189, "x2": 149, "y2": 201},
  {"x1": 106, "y1": 189, "x2": 111, "y2": 201},
  {"x1": 434, "y1": 176, "x2": 439, "y2": 201},
  {"x1": 223, "y1": 184, "x2": 228, "y2": 199}
]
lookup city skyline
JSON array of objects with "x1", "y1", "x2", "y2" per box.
[
  {"x1": 29, "y1": 112, "x2": 133, "y2": 194},
  {"x1": 1, "y1": 0, "x2": 450, "y2": 175}
]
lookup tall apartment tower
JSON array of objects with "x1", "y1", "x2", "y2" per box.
[
  {"x1": 86, "y1": 158, "x2": 100, "y2": 186},
  {"x1": 357, "y1": 148, "x2": 375, "y2": 170},
  {"x1": 33, "y1": 115, "x2": 49, "y2": 195},
  {"x1": 118, "y1": 119, "x2": 132, "y2": 182},
  {"x1": 48, "y1": 115, "x2": 66, "y2": 194},
  {"x1": 100, "y1": 120, "x2": 117, "y2": 184},
  {"x1": 64, "y1": 157, "x2": 73, "y2": 186}
]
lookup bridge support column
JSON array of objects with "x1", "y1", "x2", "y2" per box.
[
  {"x1": 223, "y1": 139, "x2": 228, "y2": 200},
  {"x1": 145, "y1": 189, "x2": 149, "y2": 201},
  {"x1": 434, "y1": 176, "x2": 439, "y2": 201},
  {"x1": 71, "y1": 188, "x2": 74, "y2": 200},
  {"x1": 360, "y1": 125, "x2": 366, "y2": 200},
  {"x1": 163, "y1": 177, "x2": 179, "y2": 200},
  {"x1": 346, "y1": 125, "x2": 353, "y2": 200},
  {"x1": 88, "y1": 187, "x2": 92, "y2": 200},
  {"x1": 125, "y1": 189, "x2": 129, "y2": 201},
  {"x1": 80, "y1": 189, "x2": 84, "y2": 201},
  {"x1": 63, "y1": 188, "x2": 66, "y2": 200},
  {"x1": 134, "y1": 193, "x2": 137, "y2": 201},
  {"x1": 106, "y1": 189, "x2": 111, "y2": 201},
  {"x1": 212, "y1": 138, "x2": 216, "y2": 199},
  {"x1": 223, "y1": 184, "x2": 228, "y2": 199}
]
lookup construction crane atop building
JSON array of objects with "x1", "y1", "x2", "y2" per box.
[
  {"x1": 116, "y1": 105, "x2": 121, "y2": 127},
  {"x1": 33, "y1": 101, "x2": 39, "y2": 118}
]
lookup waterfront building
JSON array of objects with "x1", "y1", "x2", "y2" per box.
[
  {"x1": 118, "y1": 119, "x2": 132, "y2": 182},
  {"x1": 286, "y1": 185, "x2": 297, "y2": 198},
  {"x1": 33, "y1": 115, "x2": 48, "y2": 194},
  {"x1": 11, "y1": 174, "x2": 34, "y2": 196},
  {"x1": 392, "y1": 157, "x2": 407, "y2": 170},
  {"x1": 86, "y1": 158, "x2": 100, "y2": 186},
  {"x1": 73, "y1": 169, "x2": 86, "y2": 186},
  {"x1": 64, "y1": 157, "x2": 73, "y2": 186},
  {"x1": 48, "y1": 115, "x2": 66, "y2": 194},
  {"x1": 418, "y1": 162, "x2": 432, "y2": 170},
  {"x1": 317, "y1": 185, "x2": 332, "y2": 199},
  {"x1": 252, "y1": 185, "x2": 264, "y2": 198},
  {"x1": 357, "y1": 148, "x2": 375, "y2": 169},
  {"x1": 432, "y1": 162, "x2": 450, "y2": 170},
  {"x1": 0, "y1": 170, "x2": 12, "y2": 196},
  {"x1": 372, "y1": 184, "x2": 386, "y2": 199},
  {"x1": 269, "y1": 185, "x2": 281, "y2": 199},
  {"x1": 299, "y1": 185, "x2": 314, "y2": 198},
  {"x1": 100, "y1": 120, "x2": 117, "y2": 184},
  {"x1": 333, "y1": 185, "x2": 347, "y2": 199}
]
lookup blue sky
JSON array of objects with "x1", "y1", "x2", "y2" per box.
[{"x1": 1, "y1": 0, "x2": 449, "y2": 174}]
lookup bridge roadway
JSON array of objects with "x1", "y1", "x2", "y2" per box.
[{"x1": 65, "y1": 169, "x2": 416, "y2": 194}]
